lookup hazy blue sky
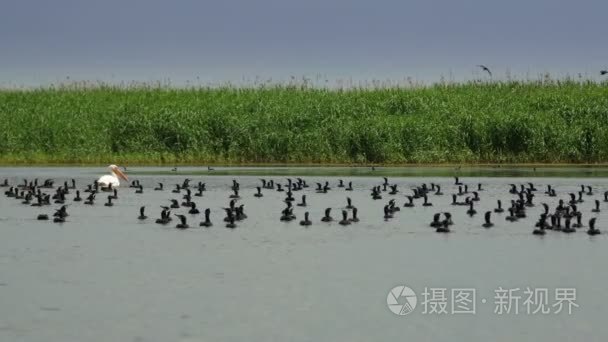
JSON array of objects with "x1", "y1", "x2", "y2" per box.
[{"x1": 1, "y1": 0, "x2": 607, "y2": 86}]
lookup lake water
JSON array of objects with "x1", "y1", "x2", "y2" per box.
[{"x1": 0, "y1": 166, "x2": 607, "y2": 341}]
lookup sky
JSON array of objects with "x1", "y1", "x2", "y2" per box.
[{"x1": 1, "y1": 0, "x2": 607, "y2": 87}]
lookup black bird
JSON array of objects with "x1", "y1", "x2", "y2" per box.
[
  {"x1": 383, "y1": 205, "x2": 393, "y2": 220},
  {"x1": 345, "y1": 197, "x2": 354, "y2": 209},
  {"x1": 422, "y1": 194, "x2": 433, "y2": 207},
  {"x1": 572, "y1": 212, "x2": 584, "y2": 228},
  {"x1": 601, "y1": 70, "x2": 608, "y2": 76},
  {"x1": 84, "y1": 193, "x2": 96, "y2": 205},
  {"x1": 53, "y1": 205, "x2": 68, "y2": 221},
  {"x1": 200, "y1": 208, "x2": 213, "y2": 227},
  {"x1": 109, "y1": 188, "x2": 118, "y2": 200},
  {"x1": 430, "y1": 213, "x2": 442, "y2": 228},
  {"x1": 73, "y1": 190, "x2": 82, "y2": 202},
  {"x1": 280, "y1": 205, "x2": 295, "y2": 222},
  {"x1": 225, "y1": 216, "x2": 237, "y2": 229},
  {"x1": 477, "y1": 65, "x2": 492, "y2": 76},
  {"x1": 236, "y1": 205, "x2": 247, "y2": 221},
  {"x1": 229, "y1": 189, "x2": 240, "y2": 199},
  {"x1": 494, "y1": 200, "x2": 504, "y2": 213},
  {"x1": 37, "y1": 214, "x2": 49, "y2": 220},
  {"x1": 104, "y1": 195, "x2": 114, "y2": 207},
  {"x1": 135, "y1": 184, "x2": 143, "y2": 194},
  {"x1": 345, "y1": 182, "x2": 353, "y2": 191},
  {"x1": 471, "y1": 191, "x2": 480, "y2": 202},
  {"x1": 300, "y1": 212, "x2": 312, "y2": 226},
  {"x1": 350, "y1": 207, "x2": 360, "y2": 223},
  {"x1": 533, "y1": 224, "x2": 546, "y2": 235},
  {"x1": 436, "y1": 220, "x2": 450, "y2": 233},
  {"x1": 435, "y1": 185, "x2": 443, "y2": 195},
  {"x1": 563, "y1": 217, "x2": 575, "y2": 233},
  {"x1": 138, "y1": 206, "x2": 147, "y2": 220},
  {"x1": 321, "y1": 208, "x2": 333, "y2": 222},
  {"x1": 188, "y1": 202, "x2": 200, "y2": 214},
  {"x1": 339, "y1": 210, "x2": 350, "y2": 226},
  {"x1": 444, "y1": 212, "x2": 454, "y2": 225},
  {"x1": 454, "y1": 176, "x2": 463, "y2": 185},
  {"x1": 505, "y1": 207, "x2": 517, "y2": 221},
  {"x1": 154, "y1": 183, "x2": 164, "y2": 191},
  {"x1": 170, "y1": 199, "x2": 180, "y2": 209},
  {"x1": 254, "y1": 187, "x2": 263, "y2": 198},
  {"x1": 156, "y1": 208, "x2": 171, "y2": 224},
  {"x1": 404, "y1": 196, "x2": 415, "y2": 208},
  {"x1": 592, "y1": 199, "x2": 601, "y2": 213},
  {"x1": 588, "y1": 218, "x2": 600, "y2": 235},
  {"x1": 466, "y1": 202, "x2": 476, "y2": 216},
  {"x1": 297, "y1": 195, "x2": 307, "y2": 207},
  {"x1": 284, "y1": 190, "x2": 294, "y2": 202},
  {"x1": 337, "y1": 179, "x2": 345, "y2": 188},
  {"x1": 175, "y1": 214, "x2": 189, "y2": 229},
  {"x1": 482, "y1": 211, "x2": 494, "y2": 228}
]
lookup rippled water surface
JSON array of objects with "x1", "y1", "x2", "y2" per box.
[{"x1": 0, "y1": 167, "x2": 607, "y2": 341}]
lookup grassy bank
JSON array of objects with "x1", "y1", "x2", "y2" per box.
[{"x1": 1, "y1": 80, "x2": 608, "y2": 165}]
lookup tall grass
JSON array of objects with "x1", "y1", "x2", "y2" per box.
[{"x1": 1, "y1": 80, "x2": 608, "y2": 165}]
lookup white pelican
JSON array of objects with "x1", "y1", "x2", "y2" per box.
[{"x1": 98, "y1": 164, "x2": 128, "y2": 188}]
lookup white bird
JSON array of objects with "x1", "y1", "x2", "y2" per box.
[{"x1": 98, "y1": 164, "x2": 128, "y2": 188}]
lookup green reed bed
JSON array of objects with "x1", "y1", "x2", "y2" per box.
[{"x1": 1, "y1": 80, "x2": 608, "y2": 165}]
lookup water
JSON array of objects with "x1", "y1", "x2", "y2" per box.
[{"x1": 1, "y1": 167, "x2": 607, "y2": 341}]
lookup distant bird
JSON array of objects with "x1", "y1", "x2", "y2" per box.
[
  {"x1": 350, "y1": 207, "x2": 360, "y2": 222},
  {"x1": 601, "y1": 70, "x2": 608, "y2": 76},
  {"x1": 188, "y1": 202, "x2": 200, "y2": 214},
  {"x1": 175, "y1": 214, "x2": 189, "y2": 229},
  {"x1": 321, "y1": 208, "x2": 333, "y2": 222},
  {"x1": 339, "y1": 210, "x2": 350, "y2": 226},
  {"x1": 154, "y1": 183, "x2": 163, "y2": 191},
  {"x1": 300, "y1": 212, "x2": 312, "y2": 226},
  {"x1": 200, "y1": 208, "x2": 213, "y2": 227},
  {"x1": 588, "y1": 218, "x2": 600, "y2": 235},
  {"x1": 494, "y1": 200, "x2": 504, "y2": 213},
  {"x1": 477, "y1": 65, "x2": 492, "y2": 76},
  {"x1": 482, "y1": 211, "x2": 494, "y2": 228},
  {"x1": 225, "y1": 216, "x2": 237, "y2": 229},
  {"x1": 296, "y1": 195, "x2": 307, "y2": 207},
  {"x1": 592, "y1": 199, "x2": 601, "y2": 213},
  {"x1": 436, "y1": 220, "x2": 450, "y2": 233},
  {"x1": 138, "y1": 206, "x2": 147, "y2": 220},
  {"x1": 104, "y1": 195, "x2": 114, "y2": 207}
]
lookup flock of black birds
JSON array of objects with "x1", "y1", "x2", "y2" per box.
[{"x1": 0, "y1": 175, "x2": 604, "y2": 236}]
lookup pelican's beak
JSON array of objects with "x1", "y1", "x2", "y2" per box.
[{"x1": 113, "y1": 167, "x2": 128, "y2": 181}]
